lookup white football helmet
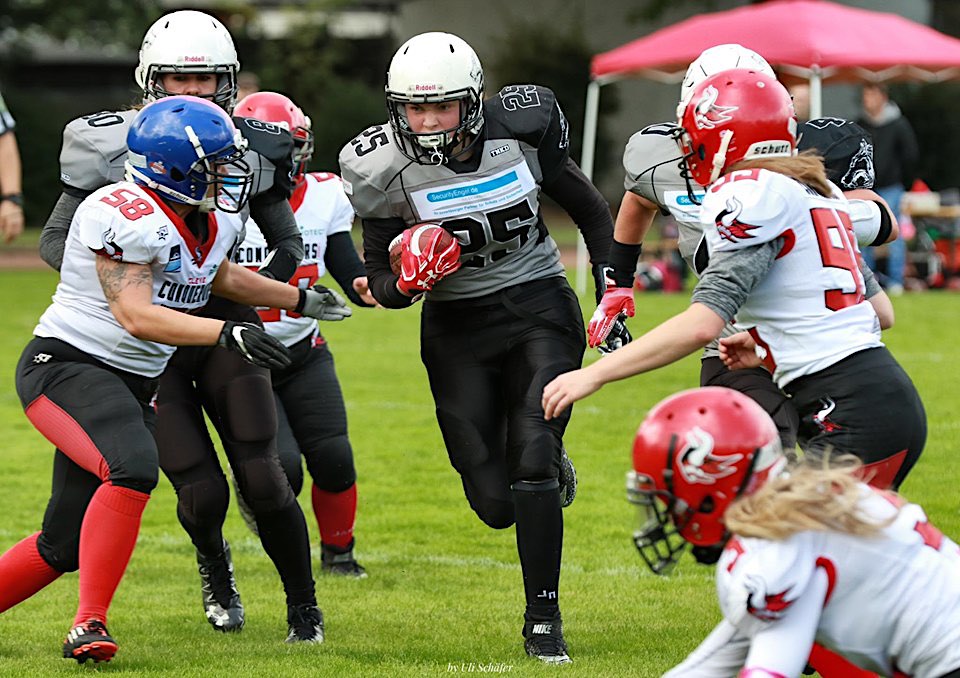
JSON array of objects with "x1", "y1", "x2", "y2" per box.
[
  {"x1": 385, "y1": 32, "x2": 484, "y2": 164},
  {"x1": 677, "y1": 44, "x2": 775, "y2": 120},
  {"x1": 135, "y1": 10, "x2": 240, "y2": 112}
]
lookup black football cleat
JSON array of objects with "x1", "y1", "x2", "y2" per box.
[
  {"x1": 321, "y1": 540, "x2": 368, "y2": 579},
  {"x1": 523, "y1": 617, "x2": 572, "y2": 665},
  {"x1": 559, "y1": 448, "x2": 577, "y2": 509},
  {"x1": 197, "y1": 540, "x2": 245, "y2": 632},
  {"x1": 63, "y1": 618, "x2": 118, "y2": 664},
  {"x1": 286, "y1": 603, "x2": 324, "y2": 644}
]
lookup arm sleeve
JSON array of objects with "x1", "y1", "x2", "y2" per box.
[
  {"x1": 542, "y1": 157, "x2": 613, "y2": 264},
  {"x1": 248, "y1": 196, "x2": 304, "y2": 281},
  {"x1": 324, "y1": 231, "x2": 373, "y2": 307},
  {"x1": 691, "y1": 240, "x2": 780, "y2": 322},
  {"x1": 861, "y1": 258, "x2": 882, "y2": 299},
  {"x1": 361, "y1": 216, "x2": 415, "y2": 309},
  {"x1": 663, "y1": 619, "x2": 750, "y2": 678},
  {"x1": 40, "y1": 192, "x2": 86, "y2": 271}
]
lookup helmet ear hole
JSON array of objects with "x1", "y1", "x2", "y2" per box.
[
  {"x1": 699, "y1": 496, "x2": 716, "y2": 514},
  {"x1": 698, "y1": 145, "x2": 706, "y2": 160},
  {"x1": 170, "y1": 168, "x2": 186, "y2": 182}
]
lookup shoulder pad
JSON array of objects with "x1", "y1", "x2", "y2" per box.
[
  {"x1": 702, "y1": 169, "x2": 793, "y2": 251},
  {"x1": 236, "y1": 117, "x2": 295, "y2": 200},
  {"x1": 485, "y1": 85, "x2": 559, "y2": 144},
  {"x1": 718, "y1": 535, "x2": 817, "y2": 633},
  {"x1": 338, "y1": 124, "x2": 407, "y2": 220},
  {"x1": 623, "y1": 122, "x2": 686, "y2": 205},
  {"x1": 60, "y1": 110, "x2": 137, "y2": 192}
]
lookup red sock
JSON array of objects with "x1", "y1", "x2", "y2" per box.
[
  {"x1": 74, "y1": 483, "x2": 150, "y2": 626},
  {"x1": 311, "y1": 483, "x2": 357, "y2": 549},
  {"x1": 808, "y1": 643, "x2": 879, "y2": 677},
  {"x1": 0, "y1": 532, "x2": 61, "y2": 613}
]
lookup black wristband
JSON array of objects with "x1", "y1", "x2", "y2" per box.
[
  {"x1": 0, "y1": 193, "x2": 23, "y2": 207},
  {"x1": 294, "y1": 288, "x2": 307, "y2": 314},
  {"x1": 871, "y1": 200, "x2": 893, "y2": 247},
  {"x1": 608, "y1": 240, "x2": 643, "y2": 288}
]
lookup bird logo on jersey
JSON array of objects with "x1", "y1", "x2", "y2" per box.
[
  {"x1": 694, "y1": 85, "x2": 738, "y2": 130},
  {"x1": 93, "y1": 228, "x2": 124, "y2": 261},
  {"x1": 744, "y1": 574, "x2": 795, "y2": 621},
  {"x1": 677, "y1": 427, "x2": 744, "y2": 485},
  {"x1": 715, "y1": 197, "x2": 759, "y2": 242}
]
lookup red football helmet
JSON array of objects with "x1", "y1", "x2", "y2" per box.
[
  {"x1": 234, "y1": 91, "x2": 314, "y2": 176},
  {"x1": 627, "y1": 387, "x2": 784, "y2": 574},
  {"x1": 678, "y1": 69, "x2": 797, "y2": 187}
]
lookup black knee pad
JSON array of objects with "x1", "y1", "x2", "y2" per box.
[
  {"x1": 303, "y1": 434, "x2": 356, "y2": 493},
  {"x1": 233, "y1": 455, "x2": 296, "y2": 514},
  {"x1": 218, "y1": 373, "x2": 277, "y2": 443},
  {"x1": 107, "y1": 421, "x2": 159, "y2": 494},
  {"x1": 36, "y1": 532, "x2": 79, "y2": 573},
  {"x1": 510, "y1": 431, "x2": 561, "y2": 484},
  {"x1": 176, "y1": 475, "x2": 229, "y2": 527}
]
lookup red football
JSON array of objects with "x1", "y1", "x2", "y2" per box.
[{"x1": 389, "y1": 223, "x2": 456, "y2": 275}]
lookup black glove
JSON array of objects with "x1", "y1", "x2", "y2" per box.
[
  {"x1": 598, "y1": 317, "x2": 632, "y2": 355},
  {"x1": 217, "y1": 321, "x2": 292, "y2": 370},
  {"x1": 295, "y1": 284, "x2": 352, "y2": 321}
]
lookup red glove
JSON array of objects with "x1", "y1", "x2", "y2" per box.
[
  {"x1": 397, "y1": 227, "x2": 462, "y2": 295},
  {"x1": 587, "y1": 287, "x2": 635, "y2": 348}
]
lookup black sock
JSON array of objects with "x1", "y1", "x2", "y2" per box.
[
  {"x1": 512, "y1": 479, "x2": 563, "y2": 621},
  {"x1": 255, "y1": 500, "x2": 317, "y2": 607}
]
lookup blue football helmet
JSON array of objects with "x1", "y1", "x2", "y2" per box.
[{"x1": 125, "y1": 95, "x2": 252, "y2": 212}]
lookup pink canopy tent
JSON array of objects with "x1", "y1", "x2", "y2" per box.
[{"x1": 573, "y1": 0, "x2": 960, "y2": 290}]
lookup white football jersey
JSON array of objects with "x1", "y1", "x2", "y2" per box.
[
  {"x1": 35, "y1": 182, "x2": 242, "y2": 377},
  {"x1": 701, "y1": 169, "x2": 882, "y2": 387},
  {"x1": 238, "y1": 172, "x2": 355, "y2": 346},
  {"x1": 716, "y1": 486, "x2": 960, "y2": 677}
]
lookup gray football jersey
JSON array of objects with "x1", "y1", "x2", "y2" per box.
[
  {"x1": 340, "y1": 87, "x2": 567, "y2": 302},
  {"x1": 59, "y1": 109, "x2": 280, "y2": 198},
  {"x1": 623, "y1": 122, "x2": 741, "y2": 357},
  {"x1": 623, "y1": 122, "x2": 709, "y2": 274}
]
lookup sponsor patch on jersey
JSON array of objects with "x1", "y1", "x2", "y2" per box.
[
  {"x1": 157, "y1": 224, "x2": 168, "y2": 241},
  {"x1": 164, "y1": 244, "x2": 182, "y2": 273},
  {"x1": 489, "y1": 144, "x2": 511, "y2": 158},
  {"x1": 409, "y1": 161, "x2": 536, "y2": 220},
  {"x1": 341, "y1": 177, "x2": 353, "y2": 195}
]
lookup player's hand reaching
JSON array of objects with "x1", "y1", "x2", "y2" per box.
[
  {"x1": 588, "y1": 287, "x2": 635, "y2": 350},
  {"x1": 297, "y1": 284, "x2": 353, "y2": 321},
  {"x1": 218, "y1": 321, "x2": 292, "y2": 370},
  {"x1": 541, "y1": 368, "x2": 604, "y2": 421},
  {"x1": 397, "y1": 227, "x2": 461, "y2": 295},
  {"x1": 719, "y1": 331, "x2": 765, "y2": 371}
]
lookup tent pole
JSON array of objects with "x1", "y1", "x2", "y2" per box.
[
  {"x1": 576, "y1": 80, "x2": 602, "y2": 295},
  {"x1": 809, "y1": 65, "x2": 823, "y2": 119}
]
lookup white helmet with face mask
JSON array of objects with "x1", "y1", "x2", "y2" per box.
[
  {"x1": 135, "y1": 10, "x2": 240, "y2": 112},
  {"x1": 676, "y1": 43, "x2": 775, "y2": 120},
  {"x1": 385, "y1": 32, "x2": 485, "y2": 165}
]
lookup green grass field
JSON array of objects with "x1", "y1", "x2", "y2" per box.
[{"x1": 0, "y1": 266, "x2": 957, "y2": 677}]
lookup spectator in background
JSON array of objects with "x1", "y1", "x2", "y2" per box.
[
  {"x1": 237, "y1": 72, "x2": 260, "y2": 101},
  {"x1": 0, "y1": 89, "x2": 24, "y2": 243},
  {"x1": 857, "y1": 83, "x2": 918, "y2": 296},
  {"x1": 788, "y1": 82, "x2": 811, "y2": 123}
]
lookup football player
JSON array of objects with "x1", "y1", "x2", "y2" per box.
[
  {"x1": 0, "y1": 97, "x2": 345, "y2": 663},
  {"x1": 543, "y1": 69, "x2": 925, "y2": 492},
  {"x1": 629, "y1": 387, "x2": 960, "y2": 678},
  {"x1": 338, "y1": 32, "x2": 619, "y2": 664},
  {"x1": 588, "y1": 45, "x2": 899, "y2": 454},
  {"x1": 37, "y1": 11, "x2": 335, "y2": 643},
  {"x1": 231, "y1": 91, "x2": 374, "y2": 577}
]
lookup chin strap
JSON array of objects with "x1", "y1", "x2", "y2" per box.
[{"x1": 710, "y1": 130, "x2": 734, "y2": 184}]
